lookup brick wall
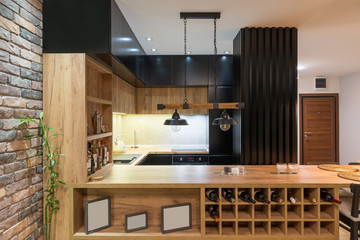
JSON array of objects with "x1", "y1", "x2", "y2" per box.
[{"x1": 0, "y1": 0, "x2": 43, "y2": 239}]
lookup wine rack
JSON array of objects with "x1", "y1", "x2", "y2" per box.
[{"x1": 203, "y1": 187, "x2": 338, "y2": 238}]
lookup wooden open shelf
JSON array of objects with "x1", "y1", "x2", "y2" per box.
[
  {"x1": 87, "y1": 132, "x2": 112, "y2": 141},
  {"x1": 87, "y1": 96, "x2": 112, "y2": 105}
]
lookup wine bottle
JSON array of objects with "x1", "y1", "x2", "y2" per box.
[
  {"x1": 206, "y1": 189, "x2": 220, "y2": 202},
  {"x1": 304, "y1": 192, "x2": 317, "y2": 203},
  {"x1": 89, "y1": 142, "x2": 95, "y2": 174},
  {"x1": 103, "y1": 141, "x2": 108, "y2": 165},
  {"x1": 222, "y1": 189, "x2": 236, "y2": 203},
  {"x1": 288, "y1": 192, "x2": 297, "y2": 203},
  {"x1": 87, "y1": 142, "x2": 92, "y2": 176},
  {"x1": 320, "y1": 190, "x2": 341, "y2": 204},
  {"x1": 270, "y1": 191, "x2": 284, "y2": 203},
  {"x1": 254, "y1": 190, "x2": 270, "y2": 204},
  {"x1": 208, "y1": 206, "x2": 219, "y2": 222},
  {"x1": 91, "y1": 141, "x2": 97, "y2": 172},
  {"x1": 238, "y1": 190, "x2": 256, "y2": 204},
  {"x1": 96, "y1": 141, "x2": 102, "y2": 170}
]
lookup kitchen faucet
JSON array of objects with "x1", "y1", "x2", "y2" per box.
[{"x1": 132, "y1": 130, "x2": 138, "y2": 148}]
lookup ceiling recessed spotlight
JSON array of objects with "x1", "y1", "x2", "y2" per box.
[
  {"x1": 187, "y1": 51, "x2": 191, "y2": 54},
  {"x1": 151, "y1": 48, "x2": 156, "y2": 52},
  {"x1": 224, "y1": 51, "x2": 230, "y2": 54},
  {"x1": 146, "y1": 37, "x2": 152, "y2": 41}
]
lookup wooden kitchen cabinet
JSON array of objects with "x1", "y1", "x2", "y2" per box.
[
  {"x1": 136, "y1": 87, "x2": 208, "y2": 114},
  {"x1": 113, "y1": 75, "x2": 136, "y2": 113}
]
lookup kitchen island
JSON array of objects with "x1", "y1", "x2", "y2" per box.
[{"x1": 68, "y1": 165, "x2": 355, "y2": 239}]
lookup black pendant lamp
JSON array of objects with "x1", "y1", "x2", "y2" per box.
[
  {"x1": 211, "y1": 17, "x2": 238, "y2": 131},
  {"x1": 164, "y1": 17, "x2": 189, "y2": 128},
  {"x1": 164, "y1": 109, "x2": 188, "y2": 126},
  {"x1": 212, "y1": 110, "x2": 238, "y2": 131}
]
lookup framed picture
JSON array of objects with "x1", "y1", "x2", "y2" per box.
[
  {"x1": 85, "y1": 197, "x2": 111, "y2": 234},
  {"x1": 161, "y1": 202, "x2": 192, "y2": 234},
  {"x1": 125, "y1": 211, "x2": 148, "y2": 233}
]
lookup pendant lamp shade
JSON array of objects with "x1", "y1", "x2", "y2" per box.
[
  {"x1": 212, "y1": 110, "x2": 238, "y2": 131},
  {"x1": 164, "y1": 109, "x2": 189, "y2": 126}
]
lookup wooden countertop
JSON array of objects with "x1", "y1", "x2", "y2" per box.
[
  {"x1": 113, "y1": 147, "x2": 209, "y2": 165},
  {"x1": 75, "y1": 165, "x2": 357, "y2": 188}
]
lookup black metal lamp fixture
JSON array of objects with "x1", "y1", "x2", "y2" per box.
[
  {"x1": 212, "y1": 110, "x2": 238, "y2": 131},
  {"x1": 164, "y1": 109, "x2": 188, "y2": 126},
  {"x1": 210, "y1": 16, "x2": 238, "y2": 131}
]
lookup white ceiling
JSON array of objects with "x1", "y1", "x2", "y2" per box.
[{"x1": 115, "y1": 0, "x2": 360, "y2": 78}]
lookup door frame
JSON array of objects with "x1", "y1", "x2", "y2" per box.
[{"x1": 299, "y1": 93, "x2": 339, "y2": 165}]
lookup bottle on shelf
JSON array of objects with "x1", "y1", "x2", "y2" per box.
[
  {"x1": 304, "y1": 192, "x2": 317, "y2": 203},
  {"x1": 222, "y1": 189, "x2": 236, "y2": 203},
  {"x1": 320, "y1": 189, "x2": 341, "y2": 204},
  {"x1": 254, "y1": 190, "x2": 270, "y2": 204},
  {"x1": 96, "y1": 141, "x2": 102, "y2": 170},
  {"x1": 103, "y1": 141, "x2": 108, "y2": 166},
  {"x1": 92, "y1": 110, "x2": 102, "y2": 134},
  {"x1": 89, "y1": 142, "x2": 95, "y2": 174},
  {"x1": 238, "y1": 190, "x2": 256, "y2": 204},
  {"x1": 270, "y1": 191, "x2": 284, "y2": 203},
  {"x1": 206, "y1": 189, "x2": 220, "y2": 202},
  {"x1": 87, "y1": 142, "x2": 92, "y2": 176},
  {"x1": 91, "y1": 141, "x2": 97, "y2": 172},
  {"x1": 208, "y1": 206, "x2": 219, "y2": 222},
  {"x1": 288, "y1": 191, "x2": 297, "y2": 203}
]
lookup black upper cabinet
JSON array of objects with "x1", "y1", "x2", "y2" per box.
[
  {"x1": 209, "y1": 56, "x2": 233, "y2": 86},
  {"x1": 148, "y1": 56, "x2": 173, "y2": 85},
  {"x1": 172, "y1": 56, "x2": 209, "y2": 86},
  {"x1": 43, "y1": 0, "x2": 111, "y2": 53}
]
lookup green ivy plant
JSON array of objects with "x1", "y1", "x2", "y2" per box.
[{"x1": 19, "y1": 112, "x2": 65, "y2": 240}]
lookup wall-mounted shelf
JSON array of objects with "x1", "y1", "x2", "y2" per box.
[
  {"x1": 87, "y1": 132, "x2": 112, "y2": 141},
  {"x1": 87, "y1": 96, "x2": 112, "y2": 105}
]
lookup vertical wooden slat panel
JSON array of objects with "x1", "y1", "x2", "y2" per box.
[{"x1": 234, "y1": 28, "x2": 298, "y2": 165}]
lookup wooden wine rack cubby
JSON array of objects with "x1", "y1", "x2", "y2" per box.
[{"x1": 203, "y1": 187, "x2": 338, "y2": 238}]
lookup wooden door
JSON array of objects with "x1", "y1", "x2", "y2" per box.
[{"x1": 300, "y1": 94, "x2": 339, "y2": 164}]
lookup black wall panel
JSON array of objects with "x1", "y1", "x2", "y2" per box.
[{"x1": 233, "y1": 27, "x2": 298, "y2": 165}]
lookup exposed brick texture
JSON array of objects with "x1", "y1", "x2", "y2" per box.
[{"x1": 0, "y1": 0, "x2": 43, "y2": 239}]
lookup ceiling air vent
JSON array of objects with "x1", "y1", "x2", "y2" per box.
[{"x1": 314, "y1": 77, "x2": 327, "y2": 90}]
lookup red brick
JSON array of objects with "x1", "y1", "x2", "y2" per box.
[
  {"x1": 10, "y1": 33, "x2": 31, "y2": 50},
  {"x1": 28, "y1": 120, "x2": 39, "y2": 129},
  {"x1": 14, "y1": 169, "x2": 29, "y2": 182},
  {"x1": 0, "y1": 143, "x2": 6, "y2": 153},
  {"x1": 31, "y1": 81, "x2": 42, "y2": 91},
  {"x1": 0, "y1": 197, "x2": 12, "y2": 210},
  {"x1": 13, "y1": 14, "x2": 36, "y2": 34},
  {"x1": 0, "y1": 107, "x2": 15, "y2": 118},
  {"x1": 30, "y1": 137, "x2": 41, "y2": 148},
  {"x1": 27, "y1": 0, "x2": 42, "y2": 10},
  {"x1": 10, "y1": 55, "x2": 31, "y2": 69},
  {"x1": 27, "y1": 157, "x2": 41, "y2": 168},
  {"x1": 31, "y1": 175, "x2": 41, "y2": 184},
  {"x1": 17, "y1": 222, "x2": 37, "y2": 240},
  {"x1": 2, "y1": 218, "x2": 27, "y2": 240},
  {"x1": 0, "y1": 39, "x2": 20, "y2": 55},
  {"x1": 20, "y1": 49, "x2": 41, "y2": 63},
  {"x1": 4, "y1": 162, "x2": 22, "y2": 174},
  {"x1": 26, "y1": 100, "x2": 42, "y2": 109},
  {"x1": 0, "y1": 62, "x2": 20, "y2": 76},
  {"x1": 6, "y1": 178, "x2": 30, "y2": 195},
  {"x1": 12, "y1": 189, "x2": 30, "y2": 203},
  {"x1": 2, "y1": 119, "x2": 26, "y2": 130},
  {"x1": 26, "y1": 210, "x2": 41, "y2": 225},
  {"x1": 0, "y1": 166, "x2": 3, "y2": 176},
  {"x1": 0, "y1": 84, "x2": 21, "y2": 97},
  {"x1": 0, "y1": 187, "x2": 5, "y2": 199},
  {"x1": 7, "y1": 198, "x2": 29, "y2": 216},
  {"x1": 14, "y1": 109, "x2": 36, "y2": 119},
  {"x1": 0, "y1": 214, "x2": 17, "y2": 231},
  {"x1": 2, "y1": 97, "x2": 27, "y2": 108},
  {"x1": 6, "y1": 140, "x2": 30, "y2": 152},
  {"x1": 0, "y1": 15, "x2": 20, "y2": 34}
]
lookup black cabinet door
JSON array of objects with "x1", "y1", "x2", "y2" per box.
[
  {"x1": 148, "y1": 56, "x2": 173, "y2": 85},
  {"x1": 209, "y1": 155, "x2": 234, "y2": 165},
  {"x1": 208, "y1": 55, "x2": 233, "y2": 86},
  {"x1": 139, "y1": 154, "x2": 172, "y2": 165},
  {"x1": 172, "y1": 55, "x2": 209, "y2": 86}
]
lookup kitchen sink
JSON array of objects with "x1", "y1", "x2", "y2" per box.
[{"x1": 113, "y1": 154, "x2": 141, "y2": 165}]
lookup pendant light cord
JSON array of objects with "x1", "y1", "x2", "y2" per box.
[
  {"x1": 183, "y1": 18, "x2": 188, "y2": 104},
  {"x1": 213, "y1": 18, "x2": 217, "y2": 101}
]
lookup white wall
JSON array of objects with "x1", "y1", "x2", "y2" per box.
[
  {"x1": 113, "y1": 114, "x2": 209, "y2": 148},
  {"x1": 339, "y1": 72, "x2": 360, "y2": 164},
  {"x1": 298, "y1": 76, "x2": 340, "y2": 94}
]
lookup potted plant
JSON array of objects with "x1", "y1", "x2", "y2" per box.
[{"x1": 19, "y1": 112, "x2": 65, "y2": 240}]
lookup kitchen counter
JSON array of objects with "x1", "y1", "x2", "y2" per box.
[
  {"x1": 79, "y1": 165, "x2": 355, "y2": 187},
  {"x1": 113, "y1": 147, "x2": 209, "y2": 165}
]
